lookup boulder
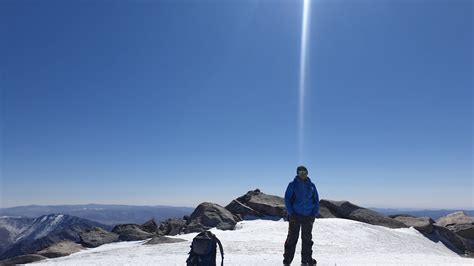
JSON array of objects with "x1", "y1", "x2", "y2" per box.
[
  {"x1": 111, "y1": 224, "x2": 155, "y2": 241},
  {"x1": 319, "y1": 205, "x2": 338, "y2": 218},
  {"x1": 185, "y1": 202, "x2": 239, "y2": 233},
  {"x1": 447, "y1": 223, "x2": 474, "y2": 240},
  {"x1": 144, "y1": 236, "x2": 187, "y2": 245},
  {"x1": 319, "y1": 200, "x2": 407, "y2": 229},
  {"x1": 0, "y1": 254, "x2": 47, "y2": 265},
  {"x1": 157, "y1": 218, "x2": 187, "y2": 236},
  {"x1": 436, "y1": 211, "x2": 474, "y2": 240},
  {"x1": 80, "y1": 227, "x2": 120, "y2": 248},
  {"x1": 225, "y1": 189, "x2": 287, "y2": 219},
  {"x1": 393, "y1": 216, "x2": 435, "y2": 234},
  {"x1": 141, "y1": 219, "x2": 158, "y2": 234},
  {"x1": 225, "y1": 199, "x2": 264, "y2": 220},
  {"x1": 424, "y1": 225, "x2": 473, "y2": 256},
  {"x1": 35, "y1": 240, "x2": 83, "y2": 258},
  {"x1": 436, "y1": 211, "x2": 474, "y2": 227}
]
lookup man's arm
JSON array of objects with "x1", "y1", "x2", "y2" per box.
[
  {"x1": 311, "y1": 184, "x2": 320, "y2": 217},
  {"x1": 284, "y1": 182, "x2": 295, "y2": 215}
]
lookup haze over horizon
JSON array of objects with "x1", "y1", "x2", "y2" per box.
[{"x1": 1, "y1": 0, "x2": 472, "y2": 210}]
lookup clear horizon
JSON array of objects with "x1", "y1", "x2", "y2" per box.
[
  {"x1": 1, "y1": 0, "x2": 472, "y2": 210},
  {"x1": 1, "y1": 189, "x2": 473, "y2": 210},
  {"x1": 1, "y1": 200, "x2": 473, "y2": 212}
]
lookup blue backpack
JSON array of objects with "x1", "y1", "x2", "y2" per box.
[{"x1": 186, "y1": 231, "x2": 224, "y2": 266}]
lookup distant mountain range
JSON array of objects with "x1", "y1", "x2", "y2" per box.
[
  {"x1": 0, "y1": 204, "x2": 194, "y2": 225},
  {"x1": 0, "y1": 214, "x2": 110, "y2": 260},
  {"x1": 369, "y1": 208, "x2": 474, "y2": 220}
]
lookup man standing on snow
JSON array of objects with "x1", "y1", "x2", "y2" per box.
[{"x1": 283, "y1": 165, "x2": 319, "y2": 266}]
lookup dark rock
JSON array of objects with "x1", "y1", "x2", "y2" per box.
[
  {"x1": 393, "y1": 216, "x2": 435, "y2": 234},
  {"x1": 185, "y1": 202, "x2": 239, "y2": 233},
  {"x1": 436, "y1": 211, "x2": 474, "y2": 240},
  {"x1": 141, "y1": 219, "x2": 158, "y2": 234},
  {"x1": 447, "y1": 223, "x2": 474, "y2": 240},
  {"x1": 225, "y1": 189, "x2": 287, "y2": 219},
  {"x1": 144, "y1": 236, "x2": 187, "y2": 245},
  {"x1": 157, "y1": 218, "x2": 187, "y2": 236},
  {"x1": 0, "y1": 254, "x2": 47, "y2": 265},
  {"x1": 319, "y1": 205, "x2": 338, "y2": 218},
  {"x1": 225, "y1": 189, "x2": 406, "y2": 229},
  {"x1": 319, "y1": 200, "x2": 407, "y2": 229},
  {"x1": 225, "y1": 199, "x2": 264, "y2": 220},
  {"x1": 424, "y1": 225, "x2": 473, "y2": 256},
  {"x1": 35, "y1": 240, "x2": 83, "y2": 258},
  {"x1": 111, "y1": 224, "x2": 155, "y2": 241},
  {"x1": 80, "y1": 227, "x2": 120, "y2": 248},
  {"x1": 183, "y1": 215, "x2": 190, "y2": 221}
]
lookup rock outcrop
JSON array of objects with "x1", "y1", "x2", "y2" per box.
[
  {"x1": 141, "y1": 219, "x2": 159, "y2": 234},
  {"x1": 35, "y1": 240, "x2": 84, "y2": 258},
  {"x1": 392, "y1": 216, "x2": 435, "y2": 234},
  {"x1": 185, "y1": 202, "x2": 239, "y2": 233},
  {"x1": 425, "y1": 224, "x2": 473, "y2": 256},
  {"x1": 224, "y1": 189, "x2": 406, "y2": 229},
  {"x1": 225, "y1": 189, "x2": 287, "y2": 219},
  {"x1": 390, "y1": 213, "x2": 473, "y2": 257},
  {"x1": 319, "y1": 205, "x2": 338, "y2": 218},
  {"x1": 111, "y1": 224, "x2": 155, "y2": 241},
  {"x1": 157, "y1": 218, "x2": 187, "y2": 236},
  {"x1": 436, "y1": 211, "x2": 474, "y2": 240},
  {"x1": 80, "y1": 227, "x2": 120, "y2": 248},
  {"x1": 319, "y1": 200, "x2": 407, "y2": 229},
  {"x1": 0, "y1": 254, "x2": 47, "y2": 265}
]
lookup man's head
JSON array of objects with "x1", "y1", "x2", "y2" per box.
[{"x1": 296, "y1": 165, "x2": 308, "y2": 179}]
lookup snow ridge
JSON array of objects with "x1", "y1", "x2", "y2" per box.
[
  {"x1": 14, "y1": 214, "x2": 68, "y2": 241},
  {"x1": 36, "y1": 218, "x2": 473, "y2": 265}
]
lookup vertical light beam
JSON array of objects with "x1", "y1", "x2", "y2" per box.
[{"x1": 298, "y1": 0, "x2": 311, "y2": 164}]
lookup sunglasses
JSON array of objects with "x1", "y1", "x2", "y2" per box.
[{"x1": 298, "y1": 170, "x2": 308, "y2": 174}]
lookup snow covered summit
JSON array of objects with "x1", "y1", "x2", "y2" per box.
[{"x1": 36, "y1": 218, "x2": 472, "y2": 265}]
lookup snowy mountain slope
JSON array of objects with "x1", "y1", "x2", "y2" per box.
[
  {"x1": 0, "y1": 214, "x2": 111, "y2": 260},
  {"x1": 36, "y1": 218, "x2": 472, "y2": 265},
  {"x1": 0, "y1": 217, "x2": 35, "y2": 253},
  {"x1": 0, "y1": 217, "x2": 34, "y2": 241},
  {"x1": 15, "y1": 214, "x2": 67, "y2": 242}
]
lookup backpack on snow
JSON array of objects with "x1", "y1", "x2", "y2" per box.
[{"x1": 186, "y1": 230, "x2": 224, "y2": 266}]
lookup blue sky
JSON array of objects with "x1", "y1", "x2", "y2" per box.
[{"x1": 1, "y1": 0, "x2": 472, "y2": 209}]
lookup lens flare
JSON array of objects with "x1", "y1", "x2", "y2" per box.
[{"x1": 298, "y1": 0, "x2": 311, "y2": 163}]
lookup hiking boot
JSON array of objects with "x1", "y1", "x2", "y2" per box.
[
  {"x1": 301, "y1": 258, "x2": 317, "y2": 265},
  {"x1": 283, "y1": 259, "x2": 291, "y2": 265}
]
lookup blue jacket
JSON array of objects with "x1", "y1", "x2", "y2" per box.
[{"x1": 285, "y1": 176, "x2": 319, "y2": 217}]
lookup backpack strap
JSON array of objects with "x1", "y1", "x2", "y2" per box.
[{"x1": 214, "y1": 236, "x2": 224, "y2": 266}]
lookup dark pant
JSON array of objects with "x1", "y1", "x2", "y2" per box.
[{"x1": 283, "y1": 214, "x2": 315, "y2": 263}]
